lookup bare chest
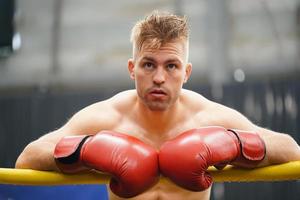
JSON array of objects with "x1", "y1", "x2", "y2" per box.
[{"x1": 111, "y1": 113, "x2": 215, "y2": 149}]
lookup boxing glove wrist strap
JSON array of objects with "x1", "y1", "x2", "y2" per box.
[
  {"x1": 54, "y1": 135, "x2": 91, "y2": 173},
  {"x1": 228, "y1": 129, "x2": 266, "y2": 167}
]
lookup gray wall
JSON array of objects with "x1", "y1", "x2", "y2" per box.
[{"x1": 1, "y1": 0, "x2": 299, "y2": 89}]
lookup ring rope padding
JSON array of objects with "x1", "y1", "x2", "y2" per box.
[{"x1": 0, "y1": 161, "x2": 299, "y2": 185}]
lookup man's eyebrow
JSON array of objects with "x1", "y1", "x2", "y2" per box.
[
  {"x1": 141, "y1": 56, "x2": 182, "y2": 64},
  {"x1": 140, "y1": 56, "x2": 156, "y2": 62},
  {"x1": 165, "y1": 59, "x2": 182, "y2": 63}
]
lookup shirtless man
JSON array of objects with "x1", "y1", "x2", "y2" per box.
[{"x1": 15, "y1": 11, "x2": 300, "y2": 200}]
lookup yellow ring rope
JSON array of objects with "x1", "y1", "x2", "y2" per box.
[{"x1": 0, "y1": 161, "x2": 300, "y2": 186}]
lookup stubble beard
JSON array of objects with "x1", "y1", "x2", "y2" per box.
[
  {"x1": 138, "y1": 90, "x2": 178, "y2": 112},
  {"x1": 145, "y1": 100, "x2": 170, "y2": 111}
]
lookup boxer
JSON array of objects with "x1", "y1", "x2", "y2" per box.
[{"x1": 16, "y1": 11, "x2": 300, "y2": 200}]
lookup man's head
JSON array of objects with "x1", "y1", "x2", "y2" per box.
[
  {"x1": 128, "y1": 11, "x2": 192, "y2": 111},
  {"x1": 130, "y1": 10, "x2": 190, "y2": 62}
]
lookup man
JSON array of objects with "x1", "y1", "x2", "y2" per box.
[{"x1": 15, "y1": 11, "x2": 300, "y2": 200}]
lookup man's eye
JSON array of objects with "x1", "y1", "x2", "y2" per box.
[
  {"x1": 167, "y1": 64, "x2": 177, "y2": 70},
  {"x1": 144, "y1": 62, "x2": 154, "y2": 69}
]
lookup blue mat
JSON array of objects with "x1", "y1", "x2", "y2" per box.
[{"x1": 0, "y1": 184, "x2": 108, "y2": 200}]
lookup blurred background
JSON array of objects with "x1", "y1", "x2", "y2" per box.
[{"x1": 0, "y1": 0, "x2": 300, "y2": 199}]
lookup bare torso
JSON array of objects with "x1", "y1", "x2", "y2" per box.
[{"x1": 90, "y1": 89, "x2": 218, "y2": 200}]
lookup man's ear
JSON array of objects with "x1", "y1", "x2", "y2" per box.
[
  {"x1": 184, "y1": 63, "x2": 192, "y2": 83},
  {"x1": 128, "y1": 59, "x2": 135, "y2": 80}
]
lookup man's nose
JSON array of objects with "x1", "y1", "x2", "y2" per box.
[{"x1": 153, "y1": 67, "x2": 166, "y2": 84}]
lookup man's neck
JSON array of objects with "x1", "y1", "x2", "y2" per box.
[{"x1": 134, "y1": 99, "x2": 184, "y2": 133}]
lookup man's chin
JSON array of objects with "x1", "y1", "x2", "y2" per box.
[{"x1": 146, "y1": 102, "x2": 169, "y2": 111}]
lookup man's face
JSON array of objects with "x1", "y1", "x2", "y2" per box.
[{"x1": 128, "y1": 40, "x2": 192, "y2": 111}]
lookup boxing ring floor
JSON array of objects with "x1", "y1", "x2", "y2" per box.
[{"x1": 0, "y1": 161, "x2": 299, "y2": 199}]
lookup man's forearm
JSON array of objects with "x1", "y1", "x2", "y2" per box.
[
  {"x1": 257, "y1": 129, "x2": 300, "y2": 166},
  {"x1": 15, "y1": 141, "x2": 59, "y2": 171}
]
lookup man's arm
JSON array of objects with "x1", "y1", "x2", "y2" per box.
[
  {"x1": 212, "y1": 102, "x2": 300, "y2": 167},
  {"x1": 15, "y1": 129, "x2": 64, "y2": 171},
  {"x1": 253, "y1": 126, "x2": 300, "y2": 166},
  {"x1": 15, "y1": 101, "x2": 119, "y2": 171}
]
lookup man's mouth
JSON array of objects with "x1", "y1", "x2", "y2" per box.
[{"x1": 149, "y1": 88, "x2": 167, "y2": 98}]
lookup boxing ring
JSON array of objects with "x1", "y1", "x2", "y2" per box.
[
  {"x1": 0, "y1": 161, "x2": 300, "y2": 185},
  {"x1": 0, "y1": 161, "x2": 300, "y2": 200}
]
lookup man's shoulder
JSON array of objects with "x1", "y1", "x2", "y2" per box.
[
  {"x1": 183, "y1": 90, "x2": 247, "y2": 128},
  {"x1": 89, "y1": 89, "x2": 136, "y2": 110},
  {"x1": 109, "y1": 89, "x2": 137, "y2": 101},
  {"x1": 181, "y1": 89, "x2": 229, "y2": 115},
  {"x1": 181, "y1": 89, "x2": 204, "y2": 98},
  {"x1": 84, "y1": 89, "x2": 136, "y2": 118},
  {"x1": 181, "y1": 89, "x2": 211, "y2": 107},
  {"x1": 70, "y1": 90, "x2": 137, "y2": 131},
  {"x1": 108, "y1": 89, "x2": 137, "y2": 110}
]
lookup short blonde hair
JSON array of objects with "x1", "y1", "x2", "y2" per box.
[{"x1": 131, "y1": 11, "x2": 189, "y2": 57}]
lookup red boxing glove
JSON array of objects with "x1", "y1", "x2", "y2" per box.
[
  {"x1": 159, "y1": 126, "x2": 265, "y2": 191},
  {"x1": 54, "y1": 130, "x2": 159, "y2": 198}
]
